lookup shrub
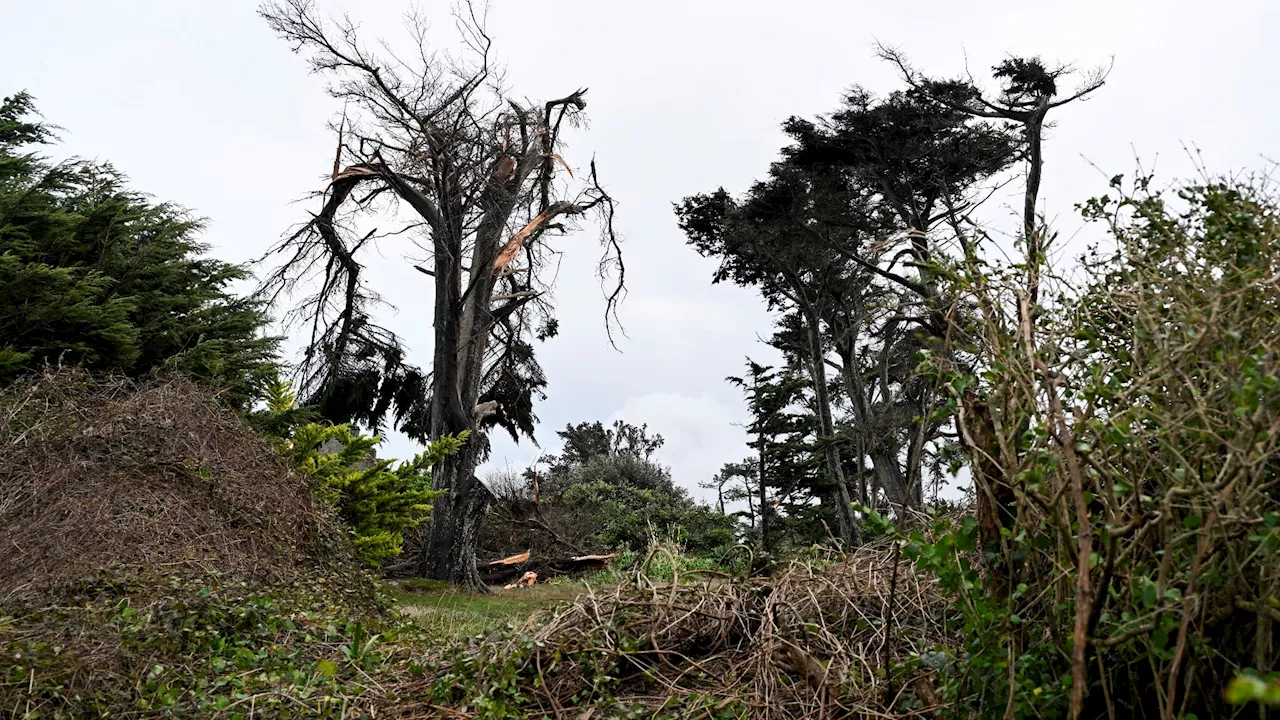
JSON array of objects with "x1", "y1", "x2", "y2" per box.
[
  {"x1": 253, "y1": 376, "x2": 464, "y2": 568},
  {"x1": 918, "y1": 175, "x2": 1280, "y2": 718},
  {"x1": 560, "y1": 479, "x2": 736, "y2": 555},
  {"x1": 278, "y1": 422, "x2": 462, "y2": 568}
]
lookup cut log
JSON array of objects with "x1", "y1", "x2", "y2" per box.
[
  {"x1": 477, "y1": 551, "x2": 620, "y2": 585},
  {"x1": 503, "y1": 571, "x2": 538, "y2": 589}
]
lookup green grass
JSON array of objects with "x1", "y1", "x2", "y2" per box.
[
  {"x1": 388, "y1": 579, "x2": 590, "y2": 640},
  {"x1": 386, "y1": 545, "x2": 737, "y2": 642}
]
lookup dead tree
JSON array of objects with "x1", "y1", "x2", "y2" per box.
[{"x1": 258, "y1": 0, "x2": 624, "y2": 591}]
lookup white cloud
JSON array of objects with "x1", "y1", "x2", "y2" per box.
[
  {"x1": 7, "y1": 0, "x2": 1278, "y2": 513},
  {"x1": 607, "y1": 392, "x2": 751, "y2": 504}
]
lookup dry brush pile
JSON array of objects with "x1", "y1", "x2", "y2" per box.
[
  {"x1": 0, "y1": 371, "x2": 359, "y2": 596},
  {"x1": 0, "y1": 371, "x2": 394, "y2": 717},
  {"x1": 385, "y1": 542, "x2": 953, "y2": 719}
]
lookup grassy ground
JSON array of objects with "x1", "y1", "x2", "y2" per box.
[
  {"x1": 386, "y1": 548, "x2": 737, "y2": 642},
  {"x1": 388, "y1": 578, "x2": 592, "y2": 640}
]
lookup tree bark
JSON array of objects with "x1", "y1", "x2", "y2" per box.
[
  {"x1": 423, "y1": 462, "x2": 492, "y2": 590},
  {"x1": 758, "y1": 414, "x2": 770, "y2": 554},
  {"x1": 799, "y1": 304, "x2": 860, "y2": 548},
  {"x1": 836, "y1": 340, "x2": 913, "y2": 511}
]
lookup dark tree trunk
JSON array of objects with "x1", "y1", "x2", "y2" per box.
[
  {"x1": 758, "y1": 429, "x2": 770, "y2": 553},
  {"x1": 799, "y1": 304, "x2": 860, "y2": 548},
  {"x1": 836, "y1": 340, "x2": 914, "y2": 512},
  {"x1": 424, "y1": 461, "x2": 492, "y2": 591}
]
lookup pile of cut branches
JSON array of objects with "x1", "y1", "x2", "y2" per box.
[
  {"x1": 0, "y1": 370, "x2": 395, "y2": 716},
  {"x1": 387, "y1": 541, "x2": 950, "y2": 719}
]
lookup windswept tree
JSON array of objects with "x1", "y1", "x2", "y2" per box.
[
  {"x1": 679, "y1": 174, "x2": 864, "y2": 544},
  {"x1": 727, "y1": 358, "x2": 815, "y2": 552},
  {"x1": 259, "y1": 1, "x2": 624, "y2": 590},
  {"x1": 783, "y1": 85, "x2": 1020, "y2": 512},
  {"x1": 0, "y1": 92, "x2": 279, "y2": 406},
  {"x1": 684, "y1": 60, "x2": 1107, "y2": 523},
  {"x1": 877, "y1": 48, "x2": 1109, "y2": 307}
]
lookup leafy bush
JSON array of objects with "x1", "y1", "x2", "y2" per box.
[
  {"x1": 483, "y1": 421, "x2": 737, "y2": 560},
  {"x1": 254, "y1": 377, "x2": 463, "y2": 568},
  {"x1": 276, "y1": 422, "x2": 462, "y2": 568},
  {"x1": 560, "y1": 478, "x2": 736, "y2": 555},
  {"x1": 916, "y1": 175, "x2": 1280, "y2": 718}
]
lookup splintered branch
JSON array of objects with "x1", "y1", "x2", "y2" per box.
[{"x1": 257, "y1": 0, "x2": 627, "y2": 456}]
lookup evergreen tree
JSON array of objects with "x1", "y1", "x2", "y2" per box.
[
  {"x1": 282, "y1": 422, "x2": 460, "y2": 567},
  {"x1": 259, "y1": 380, "x2": 461, "y2": 567},
  {"x1": 0, "y1": 92, "x2": 279, "y2": 408},
  {"x1": 728, "y1": 358, "x2": 822, "y2": 552}
]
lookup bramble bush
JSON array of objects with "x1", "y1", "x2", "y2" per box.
[{"x1": 907, "y1": 175, "x2": 1280, "y2": 718}]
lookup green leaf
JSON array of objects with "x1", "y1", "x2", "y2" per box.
[
  {"x1": 1183, "y1": 514, "x2": 1203, "y2": 529},
  {"x1": 316, "y1": 660, "x2": 338, "y2": 678},
  {"x1": 1226, "y1": 674, "x2": 1268, "y2": 705},
  {"x1": 1141, "y1": 580, "x2": 1158, "y2": 607},
  {"x1": 1152, "y1": 629, "x2": 1169, "y2": 650}
]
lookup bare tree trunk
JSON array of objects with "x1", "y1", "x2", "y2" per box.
[
  {"x1": 423, "y1": 462, "x2": 492, "y2": 589},
  {"x1": 800, "y1": 304, "x2": 860, "y2": 548},
  {"x1": 758, "y1": 424, "x2": 770, "y2": 553}
]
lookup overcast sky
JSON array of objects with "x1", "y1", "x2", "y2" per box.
[{"x1": 5, "y1": 1, "x2": 1277, "y2": 502}]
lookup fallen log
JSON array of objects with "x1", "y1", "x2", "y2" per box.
[{"x1": 478, "y1": 551, "x2": 620, "y2": 585}]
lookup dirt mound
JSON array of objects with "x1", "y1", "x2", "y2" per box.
[{"x1": 0, "y1": 371, "x2": 353, "y2": 600}]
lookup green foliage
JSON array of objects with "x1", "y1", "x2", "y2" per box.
[
  {"x1": 0, "y1": 92, "x2": 280, "y2": 408},
  {"x1": 910, "y1": 175, "x2": 1280, "y2": 718},
  {"x1": 278, "y1": 422, "x2": 460, "y2": 567},
  {"x1": 1227, "y1": 670, "x2": 1280, "y2": 707},
  {"x1": 0, "y1": 569, "x2": 406, "y2": 718},
  {"x1": 726, "y1": 358, "x2": 824, "y2": 552},
  {"x1": 861, "y1": 506, "x2": 1071, "y2": 717},
  {"x1": 252, "y1": 376, "x2": 463, "y2": 568},
  {"x1": 248, "y1": 373, "x2": 318, "y2": 437},
  {"x1": 485, "y1": 420, "x2": 736, "y2": 560},
  {"x1": 560, "y1": 478, "x2": 735, "y2": 555},
  {"x1": 554, "y1": 419, "x2": 665, "y2": 466}
]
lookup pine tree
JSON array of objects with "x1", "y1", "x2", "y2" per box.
[
  {"x1": 728, "y1": 357, "x2": 821, "y2": 553},
  {"x1": 0, "y1": 92, "x2": 279, "y2": 407}
]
